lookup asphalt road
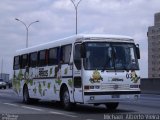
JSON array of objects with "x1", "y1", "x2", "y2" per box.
[{"x1": 0, "y1": 89, "x2": 160, "y2": 120}]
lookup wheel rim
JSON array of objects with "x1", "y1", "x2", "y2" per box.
[
  {"x1": 24, "y1": 88, "x2": 28, "y2": 102},
  {"x1": 63, "y1": 91, "x2": 70, "y2": 106}
]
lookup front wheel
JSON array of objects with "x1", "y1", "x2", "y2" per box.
[
  {"x1": 23, "y1": 86, "x2": 31, "y2": 104},
  {"x1": 105, "y1": 102, "x2": 119, "y2": 111},
  {"x1": 62, "y1": 88, "x2": 74, "y2": 110}
]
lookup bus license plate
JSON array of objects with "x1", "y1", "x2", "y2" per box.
[{"x1": 112, "y1": 95, "x2": 120, "y2": 98}]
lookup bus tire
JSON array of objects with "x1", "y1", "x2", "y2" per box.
[
  {"x1": 62, "y1": 87, "x2": 73, "y2": 110},
  {"x1": 23, "y1": 85, "x2": 31, "y2": 104},
  {"x1": 105, "y1": 102, "x2": 119, "y2": 111}
]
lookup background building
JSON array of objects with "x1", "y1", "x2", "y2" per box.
[{"x1": 148, "y1": 12, "x2": 160, "y2": 78}]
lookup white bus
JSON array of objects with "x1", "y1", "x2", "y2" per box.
[{"x1": 13, "y1": 34, "x2": 141, "y2": 110}]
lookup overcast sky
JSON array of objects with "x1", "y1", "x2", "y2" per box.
[{"x1": 0, "y1": 0, "x2": 160, "y2": 78}]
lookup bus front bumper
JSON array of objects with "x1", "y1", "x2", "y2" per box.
[{"x1": 83, "y1": 90, "x2": 141, "y2": 104}]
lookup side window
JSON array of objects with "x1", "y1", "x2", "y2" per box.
[
  {"x1": 74, "y1": 77, "x2": 82, "y2": 88},
  {"x1": 21, "y1": 54, "x2": 28, "y2": 69},
  {"x1": 38, "y1": 50, "x2": 47, "y2": 67},
  {"x1": 13, "y1": 56, "x2": 20, "y2": 70},
  {"x1": 74, "y1": 44, "x2": 81, "y2": 70},
  {"x1": 61, "y1": 44, "x2": 72, "y2": 64},
  {"x1": 29, "y1": 52, "x2": 38, "y2": 67},
  {"x1": 48, "y1": 47, "x2": 59, "y2": 65}
]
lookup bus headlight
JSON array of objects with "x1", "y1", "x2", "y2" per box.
[
  {"x1": 84, "y1": 85, "x2": 100, "y2": 90},
  {"x1": 90, "y1": 96, "x2": 95, "y2": 100},
  {"x1": 90, "y1": 86, "x2": 94, "y2": 89},
  {"x1": 95, "y1": 85, "x2": 100, "y2": 89}
]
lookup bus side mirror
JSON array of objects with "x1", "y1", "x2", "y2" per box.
[
  {"x1": 81, "y1": 44, "x2": 86, "y2": 58},
  {"x1": 136, "y1": 44, "x2": 140, "y2": 59}
]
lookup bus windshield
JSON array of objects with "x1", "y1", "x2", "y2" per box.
[{"x1": 83, "y1": 42, "x2": 139, "y2": 70}]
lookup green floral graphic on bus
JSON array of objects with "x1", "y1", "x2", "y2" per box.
[
  {"x1": 55, "y1": 79, "x2": 62, "y2": 85},
  {"x1": 68, "y1": 79, "x2": 73, "y2": 87},
  {"x1": 38, "y1": 83, "x2": 42, "y2": 96},
  {"x1": 29, "y1": 80, "x2": 33, "y2": 86},
  {"x1": 13, "y1": 78, "x2": 21, "y2": 94},
  {"x1": 13, "y1": 71, "x2": 22, "y2": 94},
  {"x1": 18, "y1": 70, "x2": 23, "y2": 81},
  {"x1": 25, "y1": 80, "x2": 29, "y2": 85},
  {"x1": 47, "y1": 83, "x2": 51, "y2": 89}
]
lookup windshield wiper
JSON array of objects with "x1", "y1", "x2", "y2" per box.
[
  {"x1": 102, "y1": 47, "x2": 117, "y2": 74},
  {"x1": 111, "y1": 48, "x2": 117, "y2": 75},
  {"x1": 101, "y1": 58, "x2": 111, "y2": 72}
]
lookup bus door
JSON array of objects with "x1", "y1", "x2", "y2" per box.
[{"x1": 73, "y1": 43, "x2": 83, "y2": 103}]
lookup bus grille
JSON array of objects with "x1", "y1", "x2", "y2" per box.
[{"x1": 101, "y1": 84, "x2": 130, "y2": 90}]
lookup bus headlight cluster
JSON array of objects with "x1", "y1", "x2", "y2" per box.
[{"x1": 84, "y1": 85, "x2": 100, "y2": 90}]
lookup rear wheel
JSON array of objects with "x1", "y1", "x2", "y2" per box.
[{"x1": 105, "y1": 102, "x2": 119, "y2": 111}]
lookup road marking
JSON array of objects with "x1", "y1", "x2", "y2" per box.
[
  {"x1": 3, "y1": 103, "x2": 18, "y2": 107},
  {"x1": 0, "y1": 94, "x2": 15, "y2": 97},
  {"x1": 49, "y1": 111, "x2": 78, "y2": 118},
  {"x1": 21, "y1": 106, "x2": 43, "y2": 111},
  {"x1": 86, "y1": 119, "x2": 95, "y2": 120}
]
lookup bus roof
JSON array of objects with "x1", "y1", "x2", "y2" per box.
[
  {"x1": 15, "y1": 34, "x2": 134, "y2": 55},
  {"x1": 78, "y1": 34, "x2": 133, "y2": 40}
]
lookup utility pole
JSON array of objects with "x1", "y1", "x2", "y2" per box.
[
  {"x1": 15, "y1": 18, "x2": 39, "y2": 48},
  {"x1": 0, "y1": 58, "x2": 3, "y2": 78},
  {"x1": 70, "y1": 0, "x2": 82, "y2": 34}
]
